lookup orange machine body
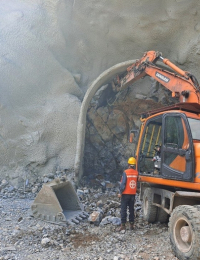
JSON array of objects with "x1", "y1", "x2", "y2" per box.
[
  {"x1": 135, "y1": 108, "x2": 200, "y2": 191},
  {"x1": 114, "y1": 51, "x2": 200, "y2": 258},
  {"x1": 113, "y1": 50, "x2": 200, "y2": 192}
]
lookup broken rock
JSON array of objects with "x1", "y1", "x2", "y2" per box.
[
  {"x1": 41, "y1": 238, "x2": 51, "y2": 247},
  {"x1": 88, "y1": 211, "x2": 103, "y2": 226}
]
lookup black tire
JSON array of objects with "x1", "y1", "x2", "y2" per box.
[
  {"x1": 157, "y1": 208, "x2": 169, "y2": 223},
  {"x1": 169, "y1": 205, "x2": 200, "y2": 260},
  {"x1": 142, "y1": 188, "x2": 158, "y2": 223}
]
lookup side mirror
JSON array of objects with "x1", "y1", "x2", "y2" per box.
[{"x1": 129, "y1": 129, "x2": 139, "y2": 143}]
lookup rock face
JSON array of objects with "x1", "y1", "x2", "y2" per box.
[
  {"x1": 83, "y1": 79, "x2": 174, "y2": 182},
  {"x1": 0, "y1": 0, "x2": 200, "y2": 184},
  {"x1": 0, "y1": 0, "x2": 83, "y2": 184}
]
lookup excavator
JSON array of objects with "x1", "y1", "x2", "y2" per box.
[
  {"x1": 113, "y1": 51, "x2": 200, "y2": 260},
  {"x1": 31, "y1": 50, "x2": 200, "y2": 259}
]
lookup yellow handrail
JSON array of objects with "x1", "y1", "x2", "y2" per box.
[
  {"x1": 153, "y1": 126, "x2": 161, "y2": 156},
  {"x1": 147, "y1": 125, "x2": 155, "y2": 156},
  {"x1": 142, "y1": 126, "x2": 149, "y2": 153}
]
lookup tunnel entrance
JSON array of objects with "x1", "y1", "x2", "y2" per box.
[
  {"x1": 74, "y1": 60, "x2": 174, "y2": 186},
  {"x1": 83, "y1": 83, "x2": 137, "y2": 185},
  {"x1": 82, "y1": 80, "x2": 173, "y2": 187}
]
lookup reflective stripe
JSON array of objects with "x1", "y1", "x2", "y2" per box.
[{"x1": 127, "y1": 175, "x2": 137, "y2": 178}]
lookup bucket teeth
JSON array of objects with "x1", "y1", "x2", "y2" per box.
[
  {"x1": 81, "y1": 212, "x2": 89, "y2": 218},
  {"x1": 71, "y1": 218, "x2": 79, "y2": 224},
  {"x1": 76, "y1": 216, "x2": 83, "y2": 221},
  {"x1": 66, "y1": 220, "x2": 75, "y2": 226},
  {"x1": 79, "y1": 213, "x2": 85, "y2": 218}
]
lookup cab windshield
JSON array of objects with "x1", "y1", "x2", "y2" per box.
[{"x1": 188, "y1": 118, "x2": 200, "y2": 140}]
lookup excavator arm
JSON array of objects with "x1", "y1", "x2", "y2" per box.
[{"x1": 113, "y1": 50, "x2": 200, "y2": 104}]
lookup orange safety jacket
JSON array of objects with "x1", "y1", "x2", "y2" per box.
[{"x1": 122, "y1": 168, "x2": 138, "y2": 195}]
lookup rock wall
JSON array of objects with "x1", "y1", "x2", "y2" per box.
[
  {"x1": 83, "y1": 77, "x2": 174, "y2": 183},
  {"x1": 0, "y1": 0, "x2": 200, "y2": 185},
  {"x1": 0, "y1": 0, "x2": 83, "y2": 186}
]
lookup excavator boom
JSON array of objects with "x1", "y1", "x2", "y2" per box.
[{"x1": 114, "y1": 51, "x2": 200, "y2": 104}]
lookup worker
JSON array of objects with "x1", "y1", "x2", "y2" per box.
[{"x1": 118, "y1": 157, "x2": 138, "y2": 231}]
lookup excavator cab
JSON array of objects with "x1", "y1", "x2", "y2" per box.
[{"x1": 137, "y1": 109, "x2": 195, "y2": 182}]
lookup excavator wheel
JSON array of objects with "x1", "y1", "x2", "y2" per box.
[
  {"x1": 169, "y1": 205, "x2": 200, "y2": 260},
  {"x1": 142, "y1": 187, "x2": 157, "y2": 223},
  {"x1": 157, "y1": 208, "x2": 169, "y2": 224}
]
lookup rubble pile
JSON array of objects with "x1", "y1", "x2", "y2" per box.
[
  {"x1": 0, "y1": 176, "x2": 178, "y2": 260},
  {"x1": 0, "y1": 172, "x2": 72, "y2": 200}
]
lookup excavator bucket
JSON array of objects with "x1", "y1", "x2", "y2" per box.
[{"x1": 31, "y1": 178, "x2": 88, "y2": 225}]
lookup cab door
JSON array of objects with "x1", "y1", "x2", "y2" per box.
[
  {"x1": 161, "y1": 113, "x2": 194, "y2": 181},
  {"x1": 137, "y1": 116, "x2": 162, "y2": 175}
]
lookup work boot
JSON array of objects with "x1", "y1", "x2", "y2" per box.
[
  {"x1": 118, "y1": 223, "x2": 126, "y2": 232},
  {"x1": 129, "y1": 222, "x2": 135, "y2": 230}
]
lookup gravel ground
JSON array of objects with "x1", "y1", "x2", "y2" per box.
[{"x1": 0, "y1": 186, "x2": 178, "y2": 260}]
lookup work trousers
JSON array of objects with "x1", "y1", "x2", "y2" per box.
[{"x1": 121, "y1": 194, "x2": 135, "y2": 224}]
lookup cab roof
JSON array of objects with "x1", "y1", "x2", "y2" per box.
[{"x1": 141, "y1": 102, "x2": 200, "y2": 118}]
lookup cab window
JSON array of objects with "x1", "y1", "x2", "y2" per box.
[{"x1": 139, "y1": 117, "x2": 162, "y2": 174}]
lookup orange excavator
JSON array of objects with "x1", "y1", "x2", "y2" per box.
[{"x1": 113, "y1": 51, "x2": 200, "y2": 260}]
